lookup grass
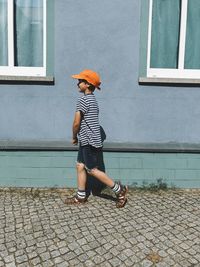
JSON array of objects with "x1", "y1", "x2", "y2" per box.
[{"x1": 131, "y1": 178, "x2": 176, "y2": 192}]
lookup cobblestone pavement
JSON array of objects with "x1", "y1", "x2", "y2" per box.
[{"x1": 0, "y1": 187, "x2": 200, "y2": 267}]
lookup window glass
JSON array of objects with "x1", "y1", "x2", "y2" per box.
[
  {"x1": 150, "y1": 0, "x2": 180, "y2": 69},
  {"x1": 0, "y1": 0, "x2": 8, "y2": 66},
  {"x1": 14, "y1": 0, "x2": 43, "y2": 67},
  {"x1": 184, "y1": 0, "x2": 200, "y2": 69}
]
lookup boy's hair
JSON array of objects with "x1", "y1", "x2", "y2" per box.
[
  {"x1": 88, "y1": 83, "x2": 96, "y2": 92},
  {"x1": 82, "y1": 79, "x2": 95, "y2": 92}
]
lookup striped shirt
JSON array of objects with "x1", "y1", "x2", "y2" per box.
[{"x1": 76, "y1": 93, "x2": 102, "y2": 148}]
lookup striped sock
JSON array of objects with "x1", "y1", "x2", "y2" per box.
[
  {"x1": 77, "y1": 189, "x2": 86, "y2": 199},
  {"x1": 111, "y1": 183, "x2": 121, "y2": 194}
]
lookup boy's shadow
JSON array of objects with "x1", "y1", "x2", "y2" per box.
[
  {"x1": 86, "y1": 176, "x2": 116, "y2": 202},
  {"x1": 85, "y1": 150, "x2": 116, "y2": 202}
]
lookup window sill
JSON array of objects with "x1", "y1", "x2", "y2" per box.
[
  {"x1": 139, "y1": 77, "x2": 200, "y2": 86},
  {"x1": 0, "y1": 75, "x2": 54, "y2": 85}
]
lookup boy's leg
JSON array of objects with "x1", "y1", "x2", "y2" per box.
[
  {"x1": 77, "y1": 162, "x2": 87, "y2": 190},
  {"x1": 65, "y1": 146, "x2": 87, "y2": 204},
  {"x1": 83, "y1": 146, "x2": 128, "y2": 207},
  {"x1": 65, "y1": 145, "x2": 128, "y2": 207},
  {"x1": 76, "y1": 146, "x2": 87, "y2": 200},
  {"x1": 88, "y1": 168, "x2": 128, "y2": 208},
  {"x1": 87, "y1": 168, "x2": 114, "y2": 188}
]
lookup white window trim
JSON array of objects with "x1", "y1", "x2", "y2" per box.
[
  {"x1": 8, "y1": 0, "x2": 14, "y2": 67},
  {"x1": 147, "y1": 0, "x2": 200, "y2": 79},
  {"x1": 0, "y1": 0, "x2": 46, "y2": 77}
]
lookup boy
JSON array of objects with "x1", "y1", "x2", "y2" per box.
[{"x1": 65, "y1": 69, "x2": 128, "y2": 208}]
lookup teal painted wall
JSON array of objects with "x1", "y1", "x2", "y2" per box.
[{"x1": 0, "y1": 151, "x2": 200, "y2": 188}]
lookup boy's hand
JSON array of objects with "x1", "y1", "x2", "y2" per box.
[{"x1": 72, "y1": 137, "x2": 78, "y2": 145}]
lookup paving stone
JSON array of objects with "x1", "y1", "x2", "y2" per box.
[
  {"x1": 15, "y1": 254, "x2": 28, "y2": 264},
  {"x1": 54, "y1": 257, "x2": 64, "y2": 264},
  {"x1": 41, "y1": 259, "x2": 55, "y2": 266},
  {"x1": 50, "y1": 250, "x2": 60, "y2": 258},
  {"x1": 40, "y1": 251, "x2": 51, "y2": 261},
  {"x1": 74, "y1": 247, "x2": 84, "y2": 256},
  {"x1": 83, "y1": 260, "x2": 95, "y2": 267},
  {"x1": 5, "y1": 263, "x2": 17, "y2": 267},
  {"x1": 68, "y1": 258, "x2": 82, "y2": 266},
  {"x1": 17, "y1": 263, "x2": 30, "y2": 267},
  {"x1": 188, "y1": 257, "x2": 199, "y2": 265},
  {"x1": 29, "y1": 256, "x2": 41, "y2": 266},
  {"x1": 59, "y1": 247, "x2": 69, "y2": 255},
  {"x1": 4, "y1": 255, "x2": 15, "y2": 264},
  {"x1": 0, "y1": 188, "x2": 200, "y2": 267},
  {"x1": 109, "y1": 257, "x2": 123, "y2": 267},
  {"x1": 56, "y1": 261, "x2": 69, "y2": 267},
  {"x1": 62, "y1": 251, "x2": 76, "y2": 261},
  {"x1": 93, "y1": 255, "x2": 105, "y2": 265},
  {"x1": 0, "y1": 248, "x2": 8, "y2": 258}
]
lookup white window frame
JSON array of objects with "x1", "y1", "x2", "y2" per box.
[
  {"x1": 147, "y1": 0, "x2": 200, "y2": 79},
  {"x1": 0, "y1": 0, "x2": 46, "y2": 77}
]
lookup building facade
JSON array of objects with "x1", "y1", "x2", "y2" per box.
[{"x1": 1, "y1": 0, "x2": 200, "y2": 188}]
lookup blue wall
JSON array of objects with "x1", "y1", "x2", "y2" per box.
[{"x1": 1, "y1": 0, "x2": 200, "y2": 145}]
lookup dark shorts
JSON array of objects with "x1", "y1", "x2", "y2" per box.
[{"x1": 77, "y1": 145, "x2": 103, "y2": 171}]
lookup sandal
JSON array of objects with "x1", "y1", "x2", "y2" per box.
[
  {"x1": 116, "y1": 185, "x2": 128, "y2": 208},
  {"x1": 64, "y1": 195, "x2": 87, "y2": 205}
]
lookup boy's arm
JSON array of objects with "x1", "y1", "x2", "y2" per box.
[{"x1": 72, "y1": 111, "x2": 82, "y2": 145}]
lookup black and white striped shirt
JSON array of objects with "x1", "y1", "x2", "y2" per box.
[{"x1": 76, "y1": 93, "x2": 102, "y2": 148}]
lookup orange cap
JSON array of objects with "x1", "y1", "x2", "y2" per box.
[{"x1": 72, "y1": 69, "x2": 101, "y2": 89}]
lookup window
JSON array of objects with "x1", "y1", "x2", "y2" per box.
[
  {"x1": 147, "y1": 0, "x2": 200, "y2": 79},
  {"x1": 0, "y1": 0, "x2": 46, "y2": 77}
]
